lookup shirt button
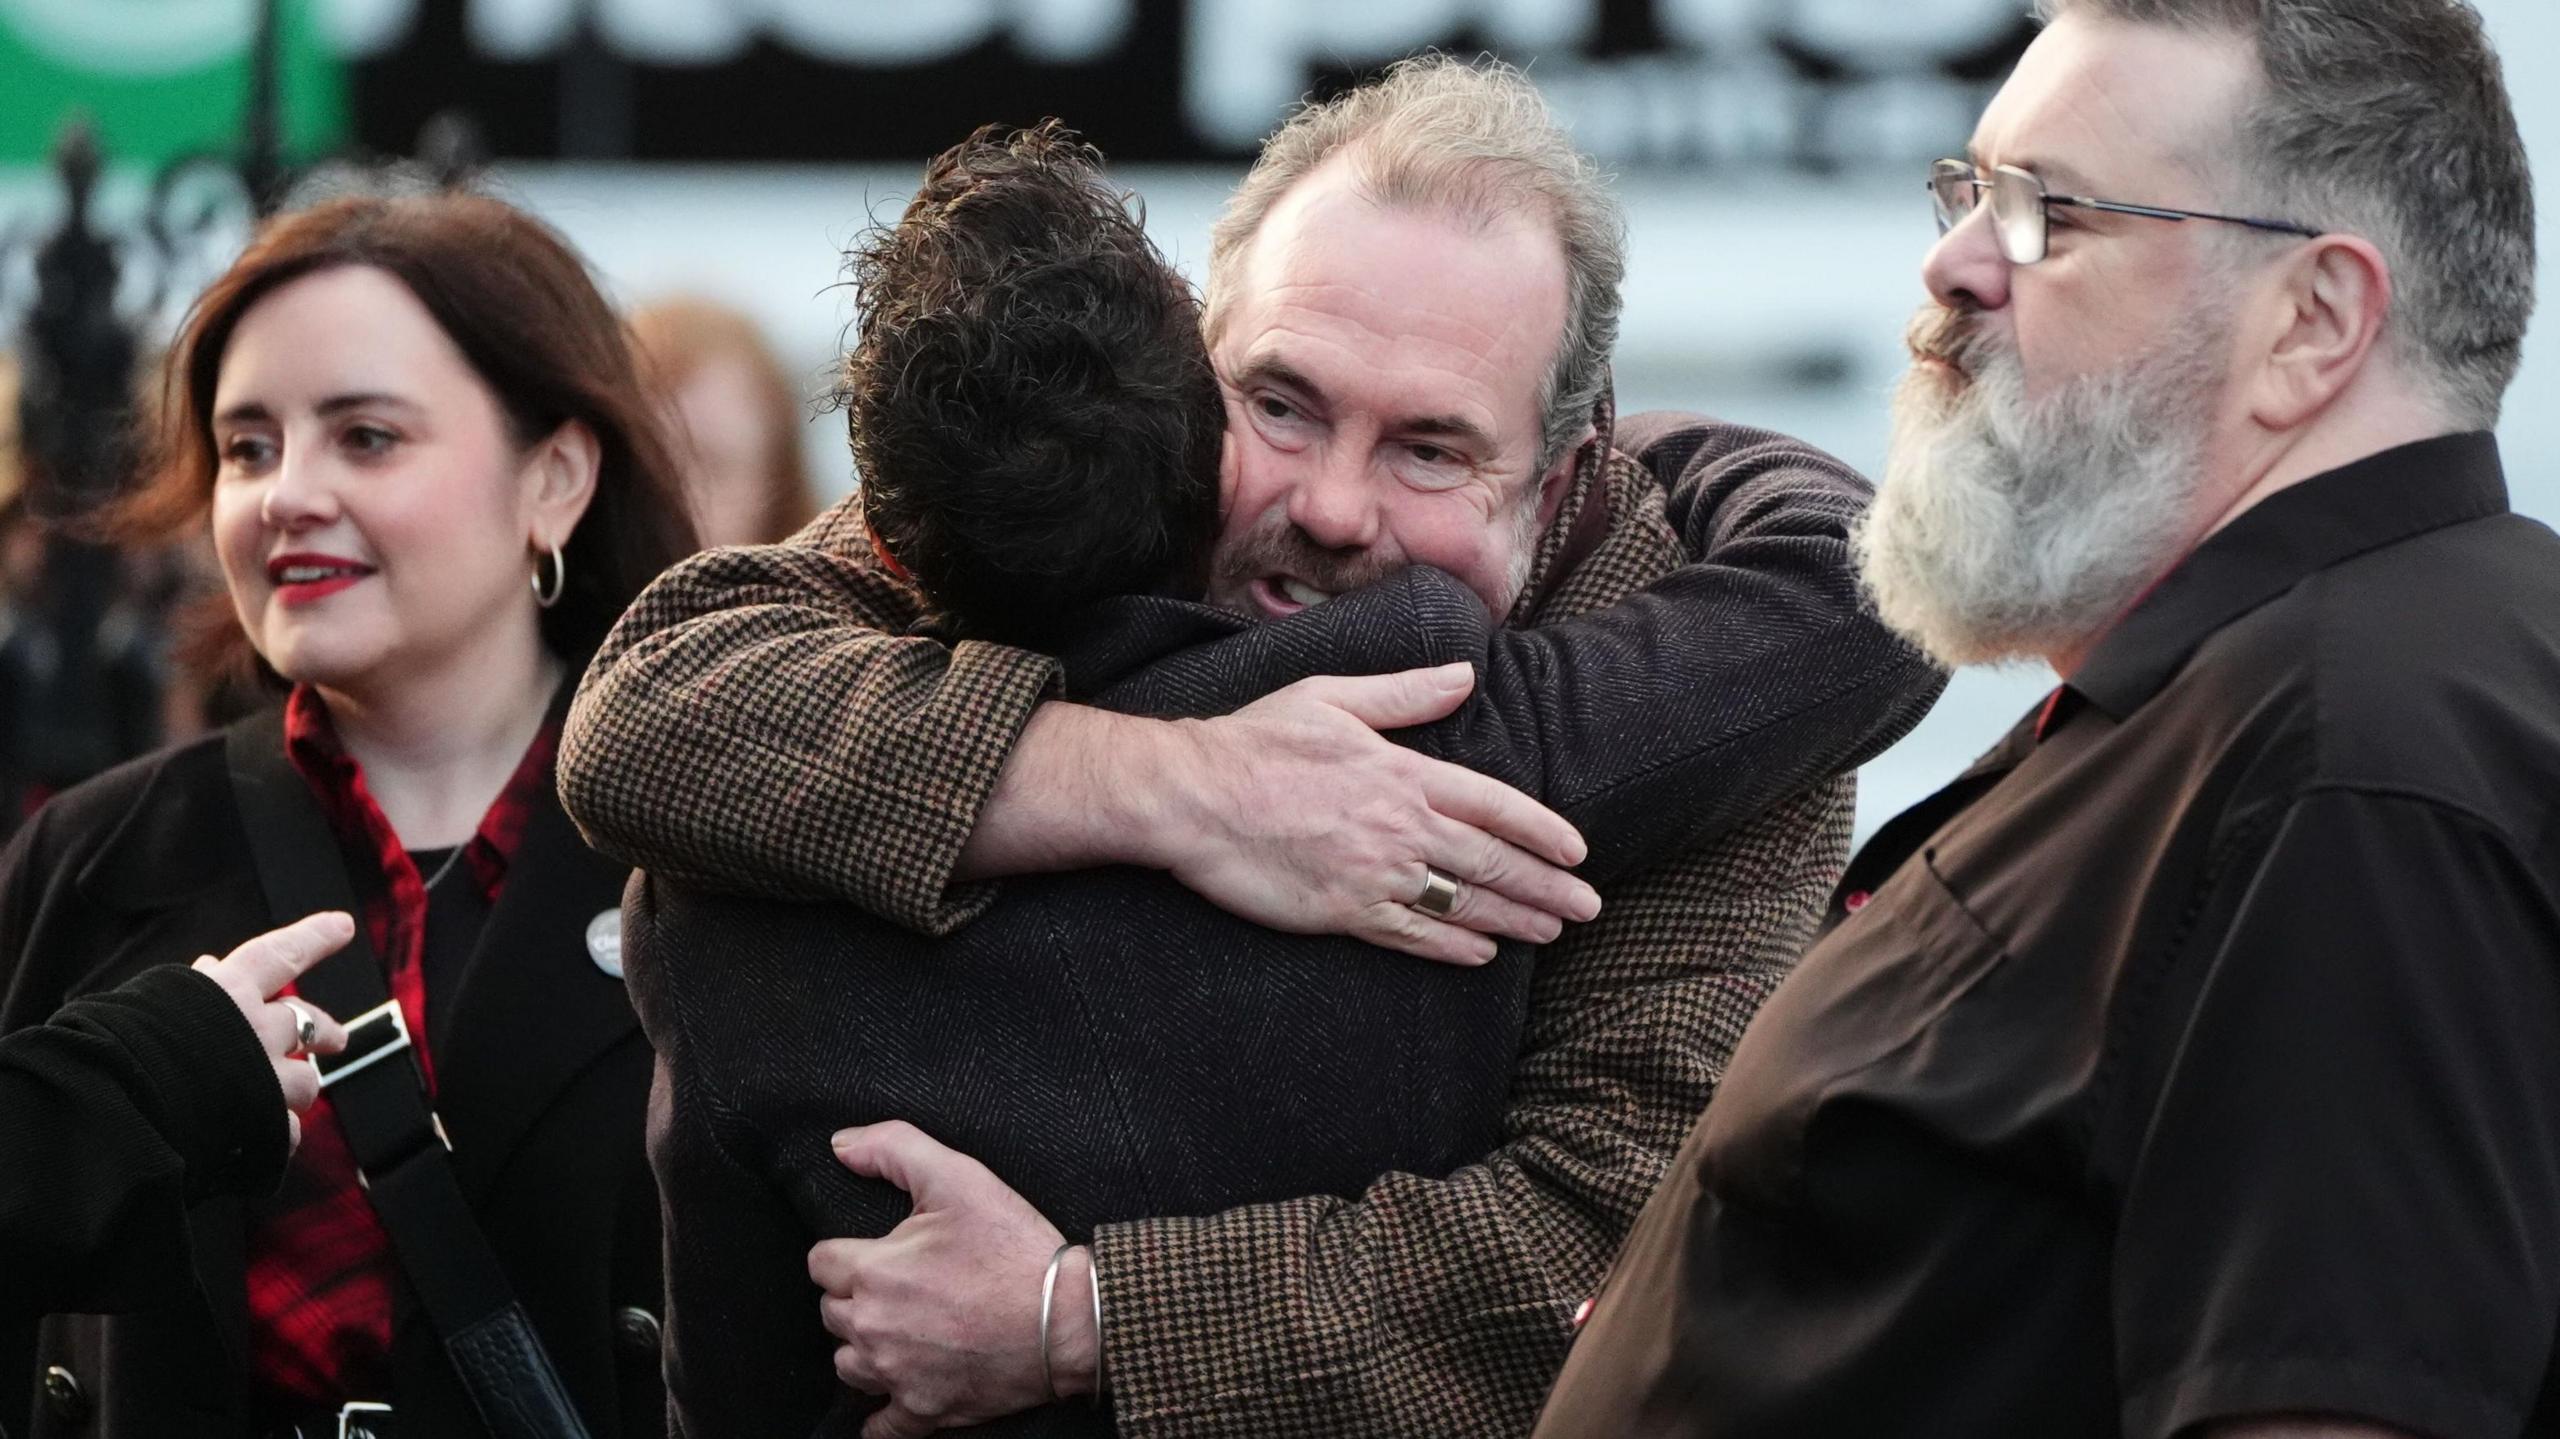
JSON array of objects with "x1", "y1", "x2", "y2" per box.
[
  {"x1": 617, "y1": 1304, "x2": 664, "y2": 1358},
  {"x1": 1571, "y1": 1296, "x2": 1596, "y2": 1329},
  {"x1": 42, "y1": 1364, "x2": 89, "y2": 1422},
  {"x1": 1843, "y1": 890, "x2": 1872, "y2": 914}
]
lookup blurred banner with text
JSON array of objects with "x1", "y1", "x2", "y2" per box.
[{"x1": 2, "y1": 0, "x2": 2035, "y2": 166}]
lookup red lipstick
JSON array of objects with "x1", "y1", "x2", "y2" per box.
[{"x1": 266, "y1": 552, "x2": 376, "y2": 607}]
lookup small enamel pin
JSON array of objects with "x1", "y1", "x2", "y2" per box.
[{"x1": 587, "y1": 909, "x2": 624, "y2": 980}]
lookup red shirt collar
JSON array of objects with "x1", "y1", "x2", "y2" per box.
[{"x1": 281, "y1": 684, "x2": 559, "y2": 902}]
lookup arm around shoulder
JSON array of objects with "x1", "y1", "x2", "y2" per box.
[
  {"x1": 1622, "y1": 413, "x2": 1945, "y2": 787},
  {"x1": 558, "y1": 499, "x2": 1061, "y2": 932},
  {"x1": 1431, "y1": 415, "x2": 1942, "y2": 881}
]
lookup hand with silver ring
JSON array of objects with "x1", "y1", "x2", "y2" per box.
[
  {"x1": 191, "y1": 912, "x2": 357, "y2": 1154},
  {"x1": 1149, "y1": 665, "x2": 1603, "y2": 967}
]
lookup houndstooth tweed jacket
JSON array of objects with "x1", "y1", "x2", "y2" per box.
[{"x1": 559, "y1": 411, "x2": 1943, "y2": 1436}]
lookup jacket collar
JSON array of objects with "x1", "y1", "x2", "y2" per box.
[
  {"x1": 1051, "y1": 595, "x2": 1248, "y2": 698},
  {"x1": 2069, "y1": 431, "x2": 2507, "y2": 722},
  {"x1": 1509, "y1": 386, "x2": 1619, "y2": 626}
]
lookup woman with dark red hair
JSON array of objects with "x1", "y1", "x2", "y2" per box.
[{"x1": 0, "y1": 190, "x2": 693, "y2": 1439}]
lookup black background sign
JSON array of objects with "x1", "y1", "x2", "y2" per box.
[{"x1": 344, "y1": 0, "x2": 2037, "y2": 168}]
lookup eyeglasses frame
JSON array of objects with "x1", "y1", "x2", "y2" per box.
[{"x1": 1928, "y1": 159, "x2": 2322, "y2": 265}]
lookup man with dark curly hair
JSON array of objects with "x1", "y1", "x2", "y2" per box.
[{"x1": 840, "y1": 121, "x2": 1224, "y2": 647}]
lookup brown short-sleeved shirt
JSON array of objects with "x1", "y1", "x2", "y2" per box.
[{"x1": 1536, "y1": 432, "x2": 2560, "y2": 1439}]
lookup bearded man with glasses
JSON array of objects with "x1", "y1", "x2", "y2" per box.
[{"x1": 1535, "y1": 2, "x2": 2553, "y2": 1437}]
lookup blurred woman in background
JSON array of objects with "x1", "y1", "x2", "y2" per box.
[
  {"x1": 0, "y1": 190, "x2": 693, "y2": 1439},
  {"x1": 627, "y1": 296, "x2": 819, "y2": 549}
]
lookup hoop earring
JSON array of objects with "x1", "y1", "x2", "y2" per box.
[{"x1": 531, "y1": 541, "x2": 566, "y2": 609}]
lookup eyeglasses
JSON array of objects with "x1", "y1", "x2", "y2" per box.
[{"x1": 1928, "y1": 159, "x2": 2321, "y2": 265}]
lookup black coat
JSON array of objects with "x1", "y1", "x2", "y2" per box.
[
  {"x1": 0, "y1": 711, "x2": 663, "y2": 1439},
  {"x1": 0, "y1": 966, "x2": 290, "y2": 1323},
  {"x1": 633, "y1": 559, "x2": 1879, "y2": 1438}
]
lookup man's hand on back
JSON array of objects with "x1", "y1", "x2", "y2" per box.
[
  {"x1": 962, "y1": 663, "x2": 1600, "y2": 966},
  {"x1": 810, "y1": 1122, "x2": 1090, "y2": 1438}
]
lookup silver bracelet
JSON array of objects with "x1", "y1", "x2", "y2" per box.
[
  {"x1": 1087, "y1": 1245, "x2": 1106, "y2": 1400},
  {"x1": 1038, "y1": 1242, "x2": 1073, "y2": 1402}
]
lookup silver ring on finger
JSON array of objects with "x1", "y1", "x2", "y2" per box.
[
  {"x1": 1410, "y1": 866, "x2": 1462, "y2": 918},
  {"x1": 280, "y1": 999, "x2": 319, "y2": 1056}
]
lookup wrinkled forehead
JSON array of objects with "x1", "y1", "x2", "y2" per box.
[
  {"x1": 1216, "y1": 166, "x2": 1569, "y2": 412},
  {"x1": 1972, "y1": 13, "x2": 2259, "y2": 198}
]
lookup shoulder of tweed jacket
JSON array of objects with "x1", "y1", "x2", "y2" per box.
[{"x1": 561, "y1": 503, "x2": 1059, "y2": 933}]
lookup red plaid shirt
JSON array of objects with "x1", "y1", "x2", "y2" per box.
[{"x1": 244, "y1": 685, "x2": 558, "y2": 1408}]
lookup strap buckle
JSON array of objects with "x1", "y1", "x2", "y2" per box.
[
  {"x1": 317, "y1": 1000, "x2": 413, "y2": 1091},
  {"x1": 337, "y1": 1401, "x2": 391, "y2": 1439}
]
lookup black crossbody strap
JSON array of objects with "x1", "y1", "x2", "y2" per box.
[{"x1": 224, "y1": 716, "x2": 594, "y2": 1439}]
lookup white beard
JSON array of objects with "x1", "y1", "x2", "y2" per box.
[{"x1": 1855, "y1": 309, "x2": 2223, "y2": 670}]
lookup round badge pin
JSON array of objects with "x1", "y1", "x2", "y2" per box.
[{"x1": 586, "y1": 909, "x2": 624, "y2": 980}]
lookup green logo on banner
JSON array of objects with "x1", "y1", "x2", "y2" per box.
[{"x1": 0, "y1": 0, "x2": 346, "y2": 165}]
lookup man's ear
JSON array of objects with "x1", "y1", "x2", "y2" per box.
[
  {"x1": 1217, "y1": 423, "x2": 1241, "y2": 516},
  {"x1": 525, "y1": 419, "x2": 603, "y2": 549},
  {"x1": 1535, "y1": 424, "x2": 1595, "y2": 529},
  {"x1": 2252, "y1": 234, "x2": 2392, "y2": 433}
]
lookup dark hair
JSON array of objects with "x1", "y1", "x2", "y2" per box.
[
  {"x1": 836, "y1": 121, "x2": 1223, "y2": 646},
  {"x1": 117, "y1": 190, "x2": 697, "y2": 684},
  {"x1": 2039, "y1": 0, "x2": 2536, "y2": 424}
]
